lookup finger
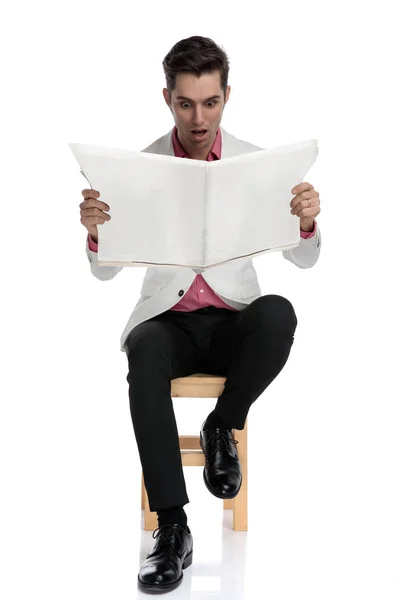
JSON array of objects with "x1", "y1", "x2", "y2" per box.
[
  {"x1": 292, "y1": 207, "x2": 312, "y2": 218},
  {"x1": 291, "y1": 182, "x2": 314, "y2": 194},
  {"x1": 79, "y1": 198, "x2": 110, "y2": 211},
  {"x1": 293, "y1": 206, "x2": 321, "y2": 219},
  {"x1": 81, "y1": 207, "x2": 111, "y2": 219},
  {"x1": 290, "y1": 190, "x2": 318, "y2": 209},
  {"x1": 291, "y1": 197, "x2": 312, "y2": 211},
  {"x1": 291, "y1": 199, "x2": 313, "y2": 215},
  {"x1": 81, "y1": 189, "x2": 110, "y2": 210},
  {"x1": 82, "y1": 188, "x2": 100, "y2": 199}
]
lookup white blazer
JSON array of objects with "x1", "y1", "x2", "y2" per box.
[{"x1": 85, "y1": 127, "x2": 322, "y2": 353}]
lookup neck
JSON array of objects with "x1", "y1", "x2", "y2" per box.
[
  {"x1": 181, "y1": 141, "x2": 212, "y2": 161},
  {"x1": 176, "y1": 129, "x2": 216, "y2": 161}
]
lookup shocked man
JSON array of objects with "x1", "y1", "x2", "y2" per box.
[{"x1": 80, "y1": 35, "x2": 321, "y2": 594}]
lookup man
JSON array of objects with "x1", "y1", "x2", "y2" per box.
[{"x1": 79, "y1": 35, "x2": 321, "y2": 594}]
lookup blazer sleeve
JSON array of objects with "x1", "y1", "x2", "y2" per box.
[
  {"x1": 85, "y1": 234, "x2": 123, "y2": 281},
  {"x1": 282, "y1": 222, "x2": 322, "y2": 268}
]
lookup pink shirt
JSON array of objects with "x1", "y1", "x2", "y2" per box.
[{"x1": 88, "y1": 126, "x2": 317, "y2": 312}]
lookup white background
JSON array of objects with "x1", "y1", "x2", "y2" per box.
[{"x1": 1, "y1": 1, "x2": 399, "y2": 598}]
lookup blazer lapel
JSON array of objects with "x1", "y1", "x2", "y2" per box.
[{"x1": 157, "y1": 129, "x2": 174, "y2": 156}]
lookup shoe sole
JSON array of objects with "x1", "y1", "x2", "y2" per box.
[{"x1": 137, "y1": 550, "x2": 193, "y2": 593}]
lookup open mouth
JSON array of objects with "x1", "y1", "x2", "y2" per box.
[{"x1": 191, "y1": 130, "x2": 208, "y2": 140}]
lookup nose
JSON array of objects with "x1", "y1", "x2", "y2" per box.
[{"x1": 192, "y1": 105, "x2": 205, "y2": 127}]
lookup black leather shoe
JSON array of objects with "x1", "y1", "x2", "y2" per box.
[
  {"x1": 200, "y1": 420, "x2": 242, "y2": 499},
  {"x1": 138, "y1": 524, "x2": 193, "y2": 594}
]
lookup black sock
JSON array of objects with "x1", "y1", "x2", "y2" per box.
[
  {"x1": 203, "y1": 409, "x2": 232, "y2": 431},
  {"x1": 156, "y1": 505, "x2": 189, "y2": 532}
]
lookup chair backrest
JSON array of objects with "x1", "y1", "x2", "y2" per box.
[{"x1": 171, "y1": 373, "x2": 227, "y2": 398}]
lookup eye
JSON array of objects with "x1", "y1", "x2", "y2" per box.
[{"x1": 180, "y1": 101, "x2": 217, "y2": 109}]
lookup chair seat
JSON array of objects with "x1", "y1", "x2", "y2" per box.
[
  {"x1": 141, "y1": 373, "x2": 248, "y2": 531},
  {"x1": 171, "y1": 373, "x2": 227, "y2": 398}
]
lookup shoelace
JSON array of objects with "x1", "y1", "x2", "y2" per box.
[
  {"x1": 204, "y1": 429, "x2": 238, "y2": 458},
  {"x1": 152, "y1": 524, "x2": 186, "y2": 555}
]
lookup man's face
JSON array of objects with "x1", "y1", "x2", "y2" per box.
[{"x1": 163, "y1": 70, "x2": 230, "y2": 159}]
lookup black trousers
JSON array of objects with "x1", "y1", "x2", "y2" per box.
[{"x1": 125, "y1": 294, "x2": 297, "y2": 511}]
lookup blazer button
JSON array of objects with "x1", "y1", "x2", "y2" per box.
[{"x1": 178, "y1": 289, "x2": 184, "y2": 296}]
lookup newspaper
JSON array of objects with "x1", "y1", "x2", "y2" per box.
[{"x1": 69, "y1": 138, "x2": 318, "y2": 269}]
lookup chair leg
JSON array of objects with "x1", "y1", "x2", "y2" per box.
[
  {"x1": 232, "y1": 421, "x2": 248, "y2": 531},
  {"x1": 141, "y1": 472, "x2": 145, "y2": 509},
  {"x1": 142, "y1": 474, "x2": 158, "y2": 531},
  {"x1": 140, "y1": 419, "x2": 248, "y2": 531}
]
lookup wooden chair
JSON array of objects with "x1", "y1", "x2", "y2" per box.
[{"x1": 141, "y1": 373, "x2": 248, "y2": 531}]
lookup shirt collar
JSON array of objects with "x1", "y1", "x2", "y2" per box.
[{"x1": 172, "y1": 126, "x2": 222, "y2": 160}]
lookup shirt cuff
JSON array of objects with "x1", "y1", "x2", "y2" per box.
[
  {"x1": 88, "y1": 234, "x2": 98, "y2": 252},
  {"x1": 300, "y1": 221, "x2": 317, "y2": 239}
]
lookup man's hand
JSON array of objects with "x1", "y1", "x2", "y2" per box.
[
  {"x1": 79, "y1": 189, "x2": 111, "y2": 241},
  {"x1": 290, "y1": 182, "x2": 321, "y2": 232}
]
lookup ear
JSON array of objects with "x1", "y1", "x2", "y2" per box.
[
  {"x1": 162, "y1": 88, "x2": 170, "y2": 106},
  {"x1": 224, "y1": 85, "x2": 231, "y2": 104}
]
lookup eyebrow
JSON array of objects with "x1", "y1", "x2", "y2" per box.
[{"x1": 175, "y1": 95, "x2": 222, "y2": 102}]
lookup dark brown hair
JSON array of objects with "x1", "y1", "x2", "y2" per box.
[{"x1": 162, "y1": 36, "x2": 230, "y2": 99}]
